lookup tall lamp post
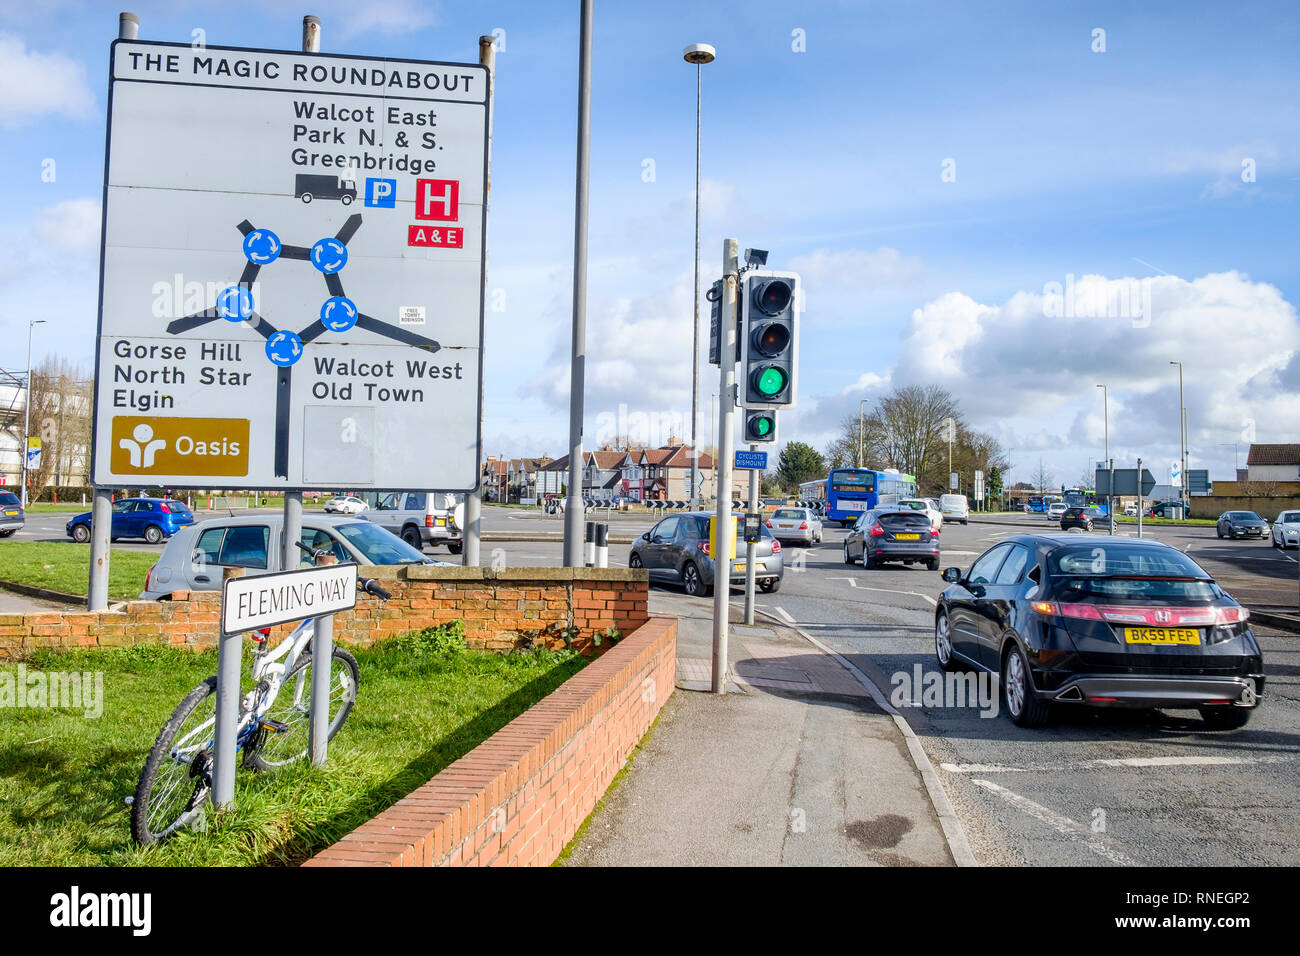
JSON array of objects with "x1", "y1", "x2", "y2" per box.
[
  {"x1": 857, "y1": 398, "x2": 868, "y2": 467},
  {"x1": 20, "y1": 319, "x2": 47, "y2": 508},
  {"x1": 1217, "y1": 442, "x2": 1239, "y2": 476},
  {"x1": 683, "y1": 42, "x2": 715, "y2": 509},
  {"x1": 1170, "y1": 361, "x2": 1185, "y2": 516}
]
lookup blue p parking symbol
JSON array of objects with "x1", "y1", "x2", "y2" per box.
[{"x1": 365, "y1": 178, "x2": 396, "y2": 208}]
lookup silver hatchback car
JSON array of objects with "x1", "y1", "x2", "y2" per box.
[
  {"x1": 766, "y1": 506, "x2": 823, "y2": 545},
  {"x1": 141, "y1": 513, "x2": 443, "y2": 599},
  {"x1": 629, "y1": 511, "x2": 784, "y2": 597}
]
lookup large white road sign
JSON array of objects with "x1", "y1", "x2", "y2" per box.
[{"x1": 92, "y1": 41, "x2": 488, "y2": 490}]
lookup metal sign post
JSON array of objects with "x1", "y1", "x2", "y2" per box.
[
  {"x1": 744, "y1": 446, "x2": 759, "y2": 625},
  {"x1": 712, "y1": 239, "x2": 739, "y2": 694},
  {"x1": 1136, "y1": 457, "x2": 1143, "y2": 539}
]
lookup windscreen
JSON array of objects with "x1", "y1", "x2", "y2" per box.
[
  {"x1": 831, "y1": 471, "x2": 874, "y2": 493},
  {"x1": 773, "y1": 509, "x2": 804, "y2": 519},
  {"x1": 336, "y1": 521, "x2": 427, "y2": 564},
  {"x1": 879, "y1": 512, "x2": 931, "y2": 529},
  {"x1": 1049, "y1": 544, "x2": 1216, "y2": 600}
]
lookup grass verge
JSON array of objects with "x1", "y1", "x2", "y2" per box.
[
  {"x1": 0, "y1": 623, "x2": 586, "y2": 866},
  {"x1": 0, "y1": 542, "x2": 156, "y2": 601}
]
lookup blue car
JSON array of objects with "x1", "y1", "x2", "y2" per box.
[{"x1": 66, "y1": 497, "x2": 195, "y2": 545}]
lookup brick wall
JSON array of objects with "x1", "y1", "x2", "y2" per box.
[
  {"x1": 0, "y1": 567, "x2": 649, "y2": 659},
  {"x1": 305, "y1": 613, "x2": 677, "y2": 867}
]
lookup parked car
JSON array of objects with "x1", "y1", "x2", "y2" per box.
[
  {"x1": 140, "y1": 513, "x2": 448, "y2": 599},
  {"x1": 1271, "y1": 510, "x2": 1300, "y2": 549},
  {"x1": 935, "y1": 534, "x2": 1263, "y2": 728},
  {"x1": 364, "y1": 491, "x2": 464, "y2": 554},
  {"x1": 66, "y1": 497, "x2": 195, "y2": 545},
  {"x1": 1149, "y1": 500, "x2": 1183, "y2": 518},
  {"x1": 1217, "y1": 511, "x2": 1269, "y2": 540},
  {"x1": 1123, "y1": 503, "x2": 1138, "y2": 517},
  {"x1": 628, "y1": 511, "x2": 783, "y2": 597},
  {"x1": 1060, "y1": 506, "x2": 1107, "y2": 532},
  {"x1": 323, "y1": 495, "x2": 368, "y2": 515},
  {"x1": 940, "y1": 493, "x2": 969, "y2": 525},
  {"x1": 766, "y1": 506, "x2": 822, "y2": 545},
  {"x1": 0, "y1": 491, "x2": 24, "y2": 538},
  {"x1": 899, "y1": 497, "x2": 943, "y2": 532},
  {"x1": 1046, "y1": 502, "x2": 1069, "y2": 522},
  {"x1": 843, "y1": 508, "x2": 940, "y2": 570}
]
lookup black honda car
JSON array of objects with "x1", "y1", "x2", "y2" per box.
[{"x1": 935, "y1": 534, "x2": 1263, "y2": 728}]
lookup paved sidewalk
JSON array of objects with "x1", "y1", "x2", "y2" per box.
[{"x1": 565, "y1": 593, "x2": 956, "y2": 866}]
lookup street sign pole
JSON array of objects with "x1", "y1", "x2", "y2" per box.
[
  {"x1": 214, "y1": 566, "x2": 243, "y2": 809},
  {"x1": 309, "y1": 611, "x2": 333, "y2": 765},
  {"x1": 713, "y1": 238, "x2": 739, "y2": 694},
  {"x1": 1108, "y1": 458, "x2": 1115, "y2": 535},
  {"x1": 1136, "y1": 457, "x2": 1143, "y2": 539},
  {"x1": 744, "y1": 444, "x2": 758, "y2": 625}
]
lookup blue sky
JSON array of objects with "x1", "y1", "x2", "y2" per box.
[{"x1": 2, "y1": 0, "x2": 1298, "y2": 487}]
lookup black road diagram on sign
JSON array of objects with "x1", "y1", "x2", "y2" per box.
[{"x1": 166, "y1": 213, "x2": 441, "y2": 478}]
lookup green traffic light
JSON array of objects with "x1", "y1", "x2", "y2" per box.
[
  {"x1": 750, "y1": 415, "x2": 773, "y2": 437},
  {"x1": 755, "y1": 366, "x2": 787, "y2": 396}
]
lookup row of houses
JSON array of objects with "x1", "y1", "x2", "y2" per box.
[{"x1": 482, "y1": 441, "x2": 748, "y2": 504}]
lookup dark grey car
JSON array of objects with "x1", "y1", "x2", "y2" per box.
[
  {"x1": 843, "y1": 508, "x2": 940, "y2": 570},
  {"x1": 629, "y1": 511, "x2": 784, "y2": 597},
  {"x1": 1217, "y1": 511, "x2": 1269, "y2": 540},
  {"x1": 0, "y1": 491, "x2": 23, "y2": 537}
]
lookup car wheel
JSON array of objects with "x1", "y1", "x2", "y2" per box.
[
  {"x1": 935, "y1": 611, "x2": 958, "y2": 672},
  {"x1": 863, "y1": 550, "x2": 875, "y2": 569},
  {"x1": 71, "y1": 523, "x2": 91, "y2": 543},
  {"x1": 143, "y1": 525, "x2": 165, "y2": 545},
  {"x1": 1198, "y1": 707, "x2": 1251, "y2": 730},
  {"x1": 446, "y1": 541, "x2": 463, "y2": 555},
  {"x1": 1002, "y1": 643, "x2": 1049, "y2": 727},
  {"x1": 401, "y1": 527, "x2": 423, "y2": 550},
  {"x1": 843, "y1": 542, "x2": 854, "y2": 565},
  {"x1": 927, "y1": 557, "x2": 940, "y2": 571},
  {"x1": 629, "y1": 553, "x2": 643, "y2": 569},
  {"x1": 760, "y1": 577, "x2": 781, "y2": 593},
  {"x1": 682, "y1": 561, "x2": 710, "y2": 597},
  {"x1": 1085, "y1": 521, "x2": 1093, "y2": 532}
]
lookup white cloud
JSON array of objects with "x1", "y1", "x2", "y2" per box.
[
  {"x1": 36, "y1": 198, "x2": 100, "y2": 251},
  {"x1": 0, "y1": 32, "x2": 94, "y2": 128},
  {"x1": 788, "y1": 247, "x2": 925, "y2": 289}
]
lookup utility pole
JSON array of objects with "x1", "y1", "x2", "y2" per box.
[
  {"x1": 1097, "y1": 384, "x2": 1109, "y2": 524},
  {"x1": 1171, "y1": 360, "x2": 1184, "y2": 519},
  {"x1": 20, "y1": 319, "x2": 46, "y2": 508},
  {"x1": 563, "y1": 0, "x2": 593, "y2": 566},
  {"x1": 712, "y1": 238, "x2": 739, "y2": 695},
  {"x1": 858, "y1": 398, "x2": 867, "y2": 468},
  {"x1": 683, "y1": 42, "x2": 714, "y2": 509}
]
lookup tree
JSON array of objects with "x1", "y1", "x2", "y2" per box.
[
  {"x1": 776, "y1": 441, "x2": 825, "y2": 491},
  {"x1": 1031, "y1": 460, "x2": 1054, "y2": 496},
  {"x1": 24, "y1": 356, "x2": 91, "y2": 497},
  {"x1": 1077, "y1": 468, "x2": 1095, "y2": 491}
]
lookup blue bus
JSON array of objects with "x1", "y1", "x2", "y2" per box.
[
  {"x1": 1063, "y1": 488, "x2": 1107, "y2": 515},
  {"x1": 801, "y1": 468, "x2": 919, "y2": 525}
]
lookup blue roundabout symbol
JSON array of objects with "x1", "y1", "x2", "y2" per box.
[
  {"x1": 266, "y1": 330, "x2": 303, "y2": 367},
  {"x1": 311, "y1": 237, "x2": 348, "y2": 274},
  {"x1": 320, "y1": 295, "x2": 358, "y2": 332},
  {"x1": 242, "y1": 228, "x2": 281, "y2": 264},
  {"x1": 215, "y1": 285, "x2": 254, "y2": 322}
]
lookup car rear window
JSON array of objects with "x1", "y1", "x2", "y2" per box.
[
  {"x1": 165, "y1": 500, "x2": 191, "y2": 512},
  {"x1": 0, "y1": 492, "x2": 19, "y2": 507},
  {"x1": 1050, "y1": 544, "x2": 1209, "y2": 578},
  {"x1": 773, "y1": 509, "x2": 804, "y2": 519},
  {"x1": 879, "y1": 512, "x2": 931, "y2": 528}
]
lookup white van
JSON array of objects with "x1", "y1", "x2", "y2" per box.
[
  {"x1": 364, "y1": 491, "x2": 464, "y2": 554},
  {"x1": 939, "y1": 494, "x2": 969, "y2": 525}
]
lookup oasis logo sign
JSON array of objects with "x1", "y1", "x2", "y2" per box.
[{"x1": 109, "y1": 416, "x2": 250, "y2": 477}]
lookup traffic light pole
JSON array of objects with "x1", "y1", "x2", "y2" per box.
[
  {"x1": 712, "y1": 239, "x2": 739, "y2": 695},
  {"x1": 743, "y1": 445, "x2": 758, "y2": 625}
]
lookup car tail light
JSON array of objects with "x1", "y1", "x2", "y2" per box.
[
  {"x1": 771, "y1": 539, "x2": 781, "y2": 553},
  {"x1": 869, "y1": 522, "x2": 885, "y2": 537},
  {"x1": 698, "y1": 542, "x2": 710, "y2": 556},
  {"x1": 145, "y1": 563, "x2": 156, "y2": 592},
  {"x1": 799, "y1": 521, "x2": 808, "y2": 529},
  {"x1": 159, "y1": 503, "x2": 171, "y2": 513},
  {"x1": 931, "y1": 529, "x2": 940, "y2": 538},
  {"x1": 1031, "y1": 602, "x2": 1248, "y2": 627},
  {"x1": 765, "y1": 520, "x2": 772, "y2": 528},
  {"x1": 426, "y1": 515, "x2": 433, "y2": 526}
]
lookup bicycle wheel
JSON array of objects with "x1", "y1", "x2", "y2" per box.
[
  {"x1": 131, "y1": 677, "x2": 218, "y2": 846},
  {"x1": 249, "y1": 647, "x2": 359, "y2": 771}
]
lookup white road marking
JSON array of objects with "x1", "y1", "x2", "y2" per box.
[
  {"x1": 942, "y1": 754, "x2": 1291, "y2": 774},
  {"x1": 970, "y1": 779, "x2": 1138, "y2": 866},
  {"x1": 772, "y1": 606, "x2": 796, "y2": 624}
]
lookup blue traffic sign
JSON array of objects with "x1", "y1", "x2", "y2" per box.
[
  {"x1": 265, "y1": 330, "x2": 303, "y2": 367},
  {"x1": 365, "y1": 177, "x2": 396, "y2": 208},
  {"x1": 311, "y1": 237, "x2": 348, "y2": 274},
  {"x1": 735, "y1": 450, "x2": 768, "y2": 470},
  {"x1": 320, "y1": 295, "x2": 358, "y2": 332},
  {"x1": 242, "y1": 228, "x2": 281, "y2": 264},
  {"x1": 215, "y1": 285, "x2": 254, "y2": 322}
]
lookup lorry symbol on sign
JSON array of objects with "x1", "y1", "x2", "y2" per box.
[{"x1": 295, "y1": 173, "x2": 357, "y2": 205}]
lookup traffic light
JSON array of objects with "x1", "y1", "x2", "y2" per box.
[
  {"x1": 740, "y1": 270, "x2": 799, "y2": 408},
  {"x1": 744, "y1": 409, "x2": 778, "y2": 444}
]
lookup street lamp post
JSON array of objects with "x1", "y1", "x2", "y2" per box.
[
  {"x1": 683, "y1": 42, "x2": 715, "y2": 510},
  {"x1": 1097, "y1": 384, "x2": 1110, "y2": 531},
  {"x1": 1170, "y1": 361, "x2": 1185, "y2": 516},
  {"x1": 20, "y1": 319, "x2": 47, "y2": 508},
  {"x1": 857, "y1": 399, "x2": 868, "y2": 467}
]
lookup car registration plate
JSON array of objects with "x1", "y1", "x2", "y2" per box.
[
  {"x1": 733, "y1": 563, "x2": 746, "y2": 572},
  {"x1": 1123, "y1": 627, "x2": 1200, "y2": 645},
  {"x1": 3, "y1": 510, "x2": 16, "y2": 517},
  {"x1": 894, "y1": 533, "x2": 920, "y2": 540},
  {"x1": 435, "y1": 517, "x2": 446, "y2": 526}
]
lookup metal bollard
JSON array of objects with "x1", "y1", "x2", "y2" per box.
[
  {"x1": 596, "y1": 522, "x2": 609, "y2": 568},
  {"x1": 585, "y1": 520, "x2": 596, "y2": 567}
]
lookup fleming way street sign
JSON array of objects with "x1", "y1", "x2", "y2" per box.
[
  {"x1": 222, "y1": 563, "x2": 358, "y2": 634},
  {"x1": 91, "y1": 41, "x2": 489, "y2": 491}
]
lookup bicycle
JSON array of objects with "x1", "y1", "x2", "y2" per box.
[{"x1": 129, "y1": 542, "x2": 391, "y2": 845}]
